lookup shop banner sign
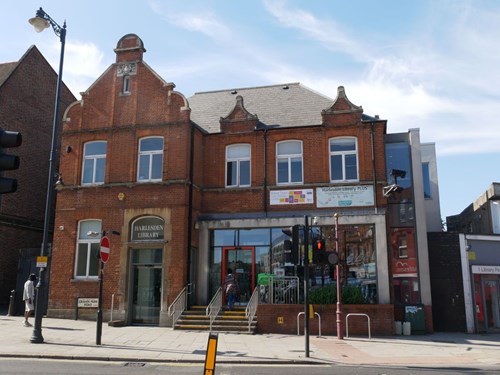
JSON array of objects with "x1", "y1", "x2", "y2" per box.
[
  {"x1": 472, "y1": 265, "x2": 500, "y2": 274},
  {"x1": 270, "y1": 189, "x2": 313, "y2": 205},
  {"x1": 316, "y1": 185, "x2": 374, "y2": 208}
]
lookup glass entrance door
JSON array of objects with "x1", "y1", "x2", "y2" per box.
[
  {"x1": 222, "y1": 247, "x2": 255, "y2": 305},
  {"x1": 483, "y1": 277, "x2": 500, "y2": 331},
  {"x1": 131, "y1": 249, "x2": 162, "y2": 325}
]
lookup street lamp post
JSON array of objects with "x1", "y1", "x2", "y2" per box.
[
  {"x1": 28, "y1": 7, "x2": 66, "y2": 344},
  {"x1": 334, "y1": 213, "x2": 343, "y2": 339}
]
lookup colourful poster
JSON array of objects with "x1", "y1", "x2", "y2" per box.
[{"x1": 270, "y1": 189, "x2": 314, "y2": 205}]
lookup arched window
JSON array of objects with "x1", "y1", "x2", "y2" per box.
[
  {"x1": 329, "y1": 137, "x2": 358, "y2": 182},
  {"x1": 276, "y1": 140, "x2": 303, "y2": 185},
  {"x1": 137, "y1": 137, "x2": 163, "y2": 182},
  {"x1": 226, "y1": 144, "x2": 251, "y2": 187},
  {"x1": 82, "y1": 141, "x2": 106, "y2": 185}
]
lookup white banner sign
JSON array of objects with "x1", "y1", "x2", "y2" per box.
[
  {"x1": 270, "y1": 189, "x2": 314, "y2": 205},
  {"x1": 472, "y1": 265, "x2": 500, "y2": 274},
  {"x1": 316, "y1": 185, "x2": 374, "y2": 208}
]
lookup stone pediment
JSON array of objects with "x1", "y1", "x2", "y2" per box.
[{"x1": 322, "y1": 86, "x2": 363, "y2": 115}]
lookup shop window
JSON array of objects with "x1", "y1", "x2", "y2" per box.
[
  {"x1": 137, "y1": 137, "x2": 163, "y2": 182},
  {"x1": 276, "y1": 140, "x2": 303, "y2": 185},
  {"x1": 226, "y1": 144, "x2": 250, "y2": 187},
  {"x1": 75, "y1": 220, "x2": 102, "y2": 278},
  {"x1": 82, "y1": 141, "x2": 106, "y2": 185},
  {"x1": 330, "y1": 137, "x2": 358, "y2": 182}
]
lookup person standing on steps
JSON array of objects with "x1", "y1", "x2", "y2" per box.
[
  {"x1": 224, "y1": 268, "x2": 238, "y2": 310},
  {"x1": 23, "y1": 273, "x2": 36, "y2": 327}
]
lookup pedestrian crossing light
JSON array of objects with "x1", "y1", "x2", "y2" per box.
[
  {"x1": 313, "y1": 239, "x2": 326, "y2": 264},
  {"x1": 0, "y1": 129, "x2": 22, "y2": 194}
]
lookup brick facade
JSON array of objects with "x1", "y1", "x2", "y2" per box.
[
  {"x1": 0, "y1": 46, "x2": 75, "y2": 305},
  {"x1": 46, "y1": 34, "x2": 434, "y2": 334}
]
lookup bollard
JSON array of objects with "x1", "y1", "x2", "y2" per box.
[{"x1": 7, "y1": 289, "x2": 16, "y2": 316}]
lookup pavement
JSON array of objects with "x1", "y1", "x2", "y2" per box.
[{"x1": 1, "y1": 313, "x2": 500, "y2": 368}]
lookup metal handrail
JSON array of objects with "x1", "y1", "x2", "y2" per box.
[
  {"x1": 206, "y1": 287, "x2": 222, "y2": 332},
  {"x1": 167, "y1": 286, "x2": 187, "y2": 327},
  {"x1": 245, "y1": 287, "x2": 259, "y2": 333}
]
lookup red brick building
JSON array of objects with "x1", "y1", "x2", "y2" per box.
[
  {"x1": 48, "y1": 34, "x2": 436, "y2": 330},
  {"x1": 0, "y1": 46, "x2": 75, "y2": 310}
]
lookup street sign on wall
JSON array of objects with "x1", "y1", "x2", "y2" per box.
[{"x1": 100, "y1": 236, "x2": 110, "y2": 263}]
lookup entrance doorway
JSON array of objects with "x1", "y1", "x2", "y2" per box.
[
  {"x1": 483, "y1": 277, "x2": 500, "y2": 331},
  {"x1": 131, "y1": 249, "x2": 163, "y2": 325},
  {"x1": 222, "y1": 247, "x2": 255, "y2": 305}
]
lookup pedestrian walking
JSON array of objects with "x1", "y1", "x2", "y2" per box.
[
  {"x1": 224, "y1": 268, "x2": 238, "y2": 310},
  {"x1": 23, "y1": 273, "x2": 36, "y2": 327}
]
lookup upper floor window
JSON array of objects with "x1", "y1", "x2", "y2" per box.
[
  {"x1": 398, "y1": 235, "x2": 408, "y2": 258},
  {"x1": 226, "y1": 144, "x2": 251, "y2": 187},
  {"x1": 137, "y1": 137, "x2": 163, "y2": 182},
  {"x1": 82, "y1": 141, "x2": 106, "y2": 185},
  {"x1": 75, "y1": 220, "x2": 101, "y2": 279},
  {"x1": 277, "y1": 140, "x2": 303, "y2": 185},
  {"x1": 330, "y1": 137, "x2": 358, "y2": 182},
  {"x1": 422, "y1": 162, "x2": 431, "y2": 199},
  {"x1": 123, "y1": 75, "x2": 131, "y2": 94}
]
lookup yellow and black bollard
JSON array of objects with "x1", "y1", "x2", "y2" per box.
[{"x1": 203, "y1": 333, "x2": 219, "y2": 375}]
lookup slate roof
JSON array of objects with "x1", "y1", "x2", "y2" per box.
[{"x1": 187, "y1": 82, "x2": 335, "y2": 133}]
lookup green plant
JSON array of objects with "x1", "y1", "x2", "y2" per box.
[{"x1": 309, "y1": 284, "x2": 368, "y2": 304}]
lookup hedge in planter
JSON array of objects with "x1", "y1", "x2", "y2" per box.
[{"x1": 309, "y1": 284, "x2": 368, "y2": 304}]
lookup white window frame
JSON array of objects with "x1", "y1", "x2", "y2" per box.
[
  {"x1": 276, "y1": 140, "x2": 303, "y2": 185},
  {"x1": 225, "y1": 144, "x2": 251, "y2": 188},
  {"x1": 74, "y1": 220, "x2": 102, "y2": 279},
  {"x1": 398, "y1": 235, "x2": 408, "y2": 259},
  {"x1": 82, "y1": 141, "x2": 106, "y2": 185},
  {"x1": 137, "y1": 136, "x2": 164, "y2": 182},
  {"x1": 329, "y1": 137, "x2": 359, "y2": 182}
]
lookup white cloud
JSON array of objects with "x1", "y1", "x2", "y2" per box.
[
  {"x1": 43, "y1": 39, "x2": 106, "y2": 97},
  {"x1": 148, "y1": 0, "x2": 232, "y2": 42},
  {"x1": 262, "y1": 0, "x2": 369, "y2": 61}
]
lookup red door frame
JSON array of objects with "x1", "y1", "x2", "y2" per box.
[{"x1": 221, "y1": 246, "x2": 256, "y2": 303}]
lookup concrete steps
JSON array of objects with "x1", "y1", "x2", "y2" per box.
[{"x1": 174, "y1": 306, "x2": 257, "y2": 334}]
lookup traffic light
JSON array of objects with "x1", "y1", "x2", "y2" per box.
[
  {"x1": 282, "y1": 224, "x2": 300, "y2": 264},
  {"x1": 313, "y1": 239, "x2": 326, "y2": 264},
  {"x1": 0, "y1": 129, "x2": 22, "y2": 194}
]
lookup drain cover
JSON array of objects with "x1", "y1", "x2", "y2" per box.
[{"x1": 124, "y1": 362, "x2": 146, "y2": 367}]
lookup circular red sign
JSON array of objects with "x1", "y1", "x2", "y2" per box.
[{"x1": 100, "y1": 236, "x2": 110, "y2": 263}]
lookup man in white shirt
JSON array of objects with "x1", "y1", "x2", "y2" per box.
[{"x1": 23, "y1": 273, "x2": 36, "y2": 327}]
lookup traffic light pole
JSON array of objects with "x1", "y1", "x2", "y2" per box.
[
  {"x1": 96, "y1": 261, "x2": 104, "y2": 345},
  {"x1": 335, "y1": 213, "x2": 343, "y2": 339},
  {"x1": 303, "y1": 215, "x2": 310, "y2": 357}
]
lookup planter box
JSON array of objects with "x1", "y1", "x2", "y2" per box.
[{"x1": 256, "y1": 304, "x2": 395, "y2": 336}]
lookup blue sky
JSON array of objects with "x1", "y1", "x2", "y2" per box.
[{"x1": 3, "y1": 0, "x2": 500, "y2": 222}]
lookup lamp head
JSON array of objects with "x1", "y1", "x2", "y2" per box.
[{"x1": 29, "y1": 15, "x2": 50, "y2": 33}]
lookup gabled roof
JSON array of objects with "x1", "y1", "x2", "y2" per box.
[
  {"x1": 187, "y1": 82, "x2": 334, "y2": 133},
  {"x1": 0, "y1": 62, "x2": 17, "y2": 88}
]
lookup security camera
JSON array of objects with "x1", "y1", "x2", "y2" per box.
[{"x1": 390, "y1": 169, "x2": 406, "y2": 178}]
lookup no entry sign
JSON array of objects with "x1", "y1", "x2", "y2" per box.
[{"x1": 100, "y1": 236, "x2": 110, "y2": 263}]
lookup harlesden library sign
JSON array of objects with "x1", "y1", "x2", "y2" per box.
[{"x1": 132, "y1": 217, "x2": 165, "y2": 241}]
